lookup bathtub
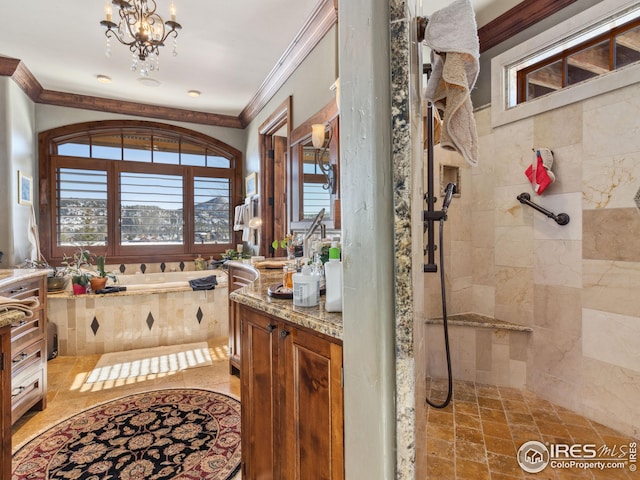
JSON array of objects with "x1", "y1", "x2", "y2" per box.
[
  {"x1": 48, "y1": 268, "x2": 229, "y2": 356},
  {"x1": 115, "y1": 269, "x2": 227, "y2": 292}
]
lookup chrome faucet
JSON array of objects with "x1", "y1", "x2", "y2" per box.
[{"x1": 303, "y1": 208, "x2": 326, "y2": 258}]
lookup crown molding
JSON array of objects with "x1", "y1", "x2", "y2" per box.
[
  {"x1": 478, "y1": 0, "x2": 579, "y2": 52},
  {"x1": 238, "y1": 0, "x2": 338, "y2": 127},
  {"x1": 38, "y1": 89, "x2": 243, "y2": 128},
  {"x1": 0, "y1": 57, "x2": 43, "y2": 99}
]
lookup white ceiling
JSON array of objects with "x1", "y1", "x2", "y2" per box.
[{"x1": 0, "y1": 0, "x2": 519, "y2": 118}]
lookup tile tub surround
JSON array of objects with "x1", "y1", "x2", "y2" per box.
[
  {"x1": 229, "y1": 268, "x2": 343, "y2": 341},
  {"x1": 48, "y1": 280, "x2": 229, "y2": 356}
]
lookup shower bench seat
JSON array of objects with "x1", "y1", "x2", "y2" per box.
[
  {"x1": 424, "y1": 313, "x2": 532, "y2": 388},
  {"x1": 425, "y1": 313, "x2": 533, "y2": 332}
]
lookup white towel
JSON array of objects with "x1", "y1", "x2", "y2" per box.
[
  {"x1": 28, "y1": 204, "x2": 41, "y2": 262},
  {"x1": 423, "y1": 0, "x2": 480, "y2": 167},
  {"x1": 233, "y1": 205, "x2": 245, "y2": 231},
  {"x1": 241, "y1": 204, "x2": 251, "y2": 242},
  {"x1": 0, "y1": 295, "x2": 39, "y2": 317}
]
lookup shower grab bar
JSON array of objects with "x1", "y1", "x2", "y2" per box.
[{"x1": 517, "y1": 192, "x2": 570, "y2": 225}]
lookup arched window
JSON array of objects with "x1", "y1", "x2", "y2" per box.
[{"x1": 38, "y1": 120, "x2": 243, "y2": 265}]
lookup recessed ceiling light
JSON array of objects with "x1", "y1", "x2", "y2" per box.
[
  {"x1": 96, "y1": 75, "x2": 112, "y2": 84},
  {"x1": 137, "y1": 77, "x2": 161, "y2": 87},
  {"x1": 187, "y1": 90, "x2": 201, "y2": 98}
]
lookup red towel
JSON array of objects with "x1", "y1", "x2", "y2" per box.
[{"x1": 525, "y1": 154, "x2": 553, "y2": 195}]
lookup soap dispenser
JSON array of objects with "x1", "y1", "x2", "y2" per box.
[
  {"x1": 324, "y1": 242, "x2": 342, "y2": 312},
  {"x1": 293, "y1": 265, "x2": 320, "y2": 307}
]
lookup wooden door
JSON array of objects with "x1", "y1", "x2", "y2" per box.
[
  {"x1": 240, "y1": 305, "x2": 279, "y2": 480},
  {"x1": 282, "y1": 326, "x2": 344, "y2": 480}
]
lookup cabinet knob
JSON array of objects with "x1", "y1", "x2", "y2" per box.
[
  {"x1": 267, "y1": 324, "x2": 276, "y2": 333},
  {"x1": 280, "y1": 329, "x2": 290, "y2": 339}
]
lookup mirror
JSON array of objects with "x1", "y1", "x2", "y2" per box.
[{"x1": 289, "y1": 100, "x2": 340, "y2": 231}]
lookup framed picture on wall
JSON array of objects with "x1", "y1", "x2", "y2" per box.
[
  {"x1": 18, "y1": 171, "x2": 33, "y2": 206},
  {"x1": 245, "y1": 172, "x2": 258, "y2": 197}
]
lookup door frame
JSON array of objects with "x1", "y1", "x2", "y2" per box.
[{"x1": 258, "y1": 96, "x2": 292, "y2": 257}]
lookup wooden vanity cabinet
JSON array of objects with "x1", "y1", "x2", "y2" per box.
[
  {"x1": 0, "y1": 276, "x2": 48, "y2": 425},
  {"x1": 226, "y1": 263, "x2": 259, "y2": 376},
  {"x1": 1, "y1": 325, "x2": 10, "y2": 480},
  {"x1": 239, "y1": 303, "x2": 344, "y2": 480}
]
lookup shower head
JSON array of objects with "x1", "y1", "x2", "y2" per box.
[{"x1": 442, "y1": 182, "x2": 457, "y2": 213}]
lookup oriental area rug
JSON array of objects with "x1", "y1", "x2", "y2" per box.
[{"x1": 12, "y1": 389, "x2": 241, "y2": 480}]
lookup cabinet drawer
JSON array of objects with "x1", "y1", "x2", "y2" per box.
[
  {"x1": 11, "y1": 366, "x2": 44, "y2": 424},
  {"x1": 0, "y1": 279, "x2": 41, "y2": 300},
  {"x1": 11, "y1": 339, "x2": 44, "y2": 379},
  {"x1": 11, "y1": 314, "x2": 43, "y2": 353}
]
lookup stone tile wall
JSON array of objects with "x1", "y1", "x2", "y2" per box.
[{"x1": 418, "y1": 82, "x2": 640, "y2": 438}]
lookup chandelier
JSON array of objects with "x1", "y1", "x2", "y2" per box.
[{"x1": 100, "y1": 0, "x2": 182, "y2": 76}]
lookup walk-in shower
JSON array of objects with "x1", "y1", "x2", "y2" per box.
[{"x1": 417, "y1": 0, "x2": 480, "y2": 408}]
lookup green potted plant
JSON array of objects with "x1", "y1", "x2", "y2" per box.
[
  {"x1": 61, "y1": 248, "x2": 93, "y2": 295},
  {"x1": 89, "y1": 255, "x2": 113, "y2": 292}
]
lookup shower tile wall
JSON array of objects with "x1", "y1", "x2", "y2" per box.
[{"x1": 420, "y1": 81, "x2": 640, "y2": 439}]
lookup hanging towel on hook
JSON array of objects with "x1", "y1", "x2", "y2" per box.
[{"x1": 423, "y1": 0, "x2": 479, "y2": 167}]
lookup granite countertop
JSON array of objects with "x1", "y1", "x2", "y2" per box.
[
  {"x1": 0, "y1": 269, "x2": 48, "y2": 329},
  {"x1": 230, "y1": 267, "x2": 343, "y2": 341},
  {"x1": 0, "y1": 268, "x2": 49, "y2": 289}
]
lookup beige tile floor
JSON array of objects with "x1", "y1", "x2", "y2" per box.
[
  {"x1": 12, "y1": 345, "x2": 639, "y2": 480},
  {"x1": 12, "y1": 337, "x2": 241, "y2": 450},
  {"x1": 425, "y1": 378, "x2": 639, "y2": 479}
]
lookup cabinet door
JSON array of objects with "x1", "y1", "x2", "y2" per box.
[
  {"x1": 1, "y1": 326, "x2": 11, "y2": 480},
  {"x1": 228, "y1": 300, "x2": 242, "y2": 375},
  {"x1": 228, "y1": 264, "x2": 259, "y2": 376},
  {"x1": 240, "y1": 305, "x2": 279, "y2": 480},
  {"x1": 282, "y1": 326, "x2": 344, "y2": 480}
]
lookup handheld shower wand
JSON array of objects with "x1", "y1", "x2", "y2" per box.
[
  {"x1": 441, "y1": 182, "x2": 457, "y2": 214},
  {"x1": 425, "y1": 181, "x2": 457, "y2": 409}
]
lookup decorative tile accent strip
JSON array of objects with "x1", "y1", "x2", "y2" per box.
[
  {"x1": 90, "y1": 316, "x2": 100, "y2": 335},
  {"x1": 146, "y1": 312, "x2": 155, "y2": 330},
  {"x1": 140, "y1": 263, "x2": 147, "y2": 274},
  {"x1": 196, "y1": 307, "x2": 204, "y2": 324}
]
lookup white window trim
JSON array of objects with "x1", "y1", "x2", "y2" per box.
[{"x1": 491, "y1": 0, "x2": 640, "y2": 128}]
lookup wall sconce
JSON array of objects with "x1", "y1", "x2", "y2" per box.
[{"x1": 311, "y1": 122, "x2": 336, "y2": 194}]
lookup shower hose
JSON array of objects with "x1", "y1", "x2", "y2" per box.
[{"x1": 425, "y1": 217, "x2": 453, "y2": 409}]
